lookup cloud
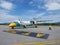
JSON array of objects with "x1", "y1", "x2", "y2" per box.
[
  {"x1": 35, "y1": 13, "x2": 44, "y2": 18},
  {"x1": 40, "y1": 14, "x2": 60, "y2": 23},
  {"x1": 29, "y1": 0, "x2": 60, "y2": 10},
  {"x1": 0, "y1": 0, "x2": 15, "y2": 10},
  {"x1": 45, "y1": 3, "x2": 60, "y2": 10},
  {"x1": 0, "y1": 0, "x2": 60, "y2": 23},
  {"x1": 25, "y1": 8, "x2": 60, "y2": 23},
  {"x1": 21, "y1": 9, "x2": 60, "y2": 22},
  {"x1": 29, "y1": 1, "x2": 34, "y2": 5},
  {"x1": 0, "y1": 10, "x2": 19, "y2": 23},
  {"x1": 0, "y1": 0, "x2": 18, "y2": 23},
  {"x1": 44, "y1": 0, "x2": 60, "y2": 4},
  {"x1": 44, "y1": 0, "x2": 60, "y2": 10},
  {"x1": 22, "y1": 10, "x2": 45, "y2": 20}
]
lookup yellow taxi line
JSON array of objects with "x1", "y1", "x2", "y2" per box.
[
  {"x1": 12, "y1": 40, "x2": 60, "y2": 45},
  {"x1": 35, "y1": 40, "x2": 60, "y2": 45}
]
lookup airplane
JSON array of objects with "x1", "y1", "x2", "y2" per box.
[
  {"x1": 9, "y1": 20, "x2": 37, "y2": 29},
  {"x1": 9, "y1": 19, "x2": 52, "y2": 29}
]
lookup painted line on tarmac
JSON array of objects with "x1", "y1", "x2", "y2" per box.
[{"x1": 12, "y1": 40, "x2": 60, "y2": 45}]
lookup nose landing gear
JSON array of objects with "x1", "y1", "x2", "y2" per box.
[{"x1": 11, "y1": 27, "x2": 14, "y2": 29}]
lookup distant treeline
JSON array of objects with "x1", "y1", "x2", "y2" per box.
[
  {"x1": 0, "y1": 23, "x2": 60, "y2": 26},
  {"x1": 0, "y1": 23, "x2": 10, "y2": 25},
  {"x1": 35, "y1": 23, "x2": 60, "y2": 26}
]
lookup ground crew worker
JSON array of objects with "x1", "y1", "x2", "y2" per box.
[{"x1": 49, "y1": 26, "x2": 52, "y2": 30}]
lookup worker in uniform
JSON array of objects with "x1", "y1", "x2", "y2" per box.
[{"x1": 49, "y1": 25, "x2": 52, "y2": 30}]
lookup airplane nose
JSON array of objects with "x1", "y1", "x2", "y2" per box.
[{"x1": 9, "y1": 23, "x2": 16, "y2": 27}]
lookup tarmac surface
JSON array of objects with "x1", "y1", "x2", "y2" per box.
[{"x1": 0, "y1": 25, "x2": 60, "y2": 45}]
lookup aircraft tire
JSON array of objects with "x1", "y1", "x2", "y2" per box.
[
  {"x1": 35, "y1": 26, "x2": 37, "y2": 28},
  {"x1": 23, "y1": 26, "x2": 26, "y2": 28},
  {"x1": 11, "y1": 27, "x2": 14, "y2": 29}
]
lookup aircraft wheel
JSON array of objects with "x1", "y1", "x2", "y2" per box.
[
  {"x1": 11, "y1": 27, "x2": 14, "y2": 29},
  {"x1": 23, "y1": 26, "x2": 26, "y2": 28},
  {"x1": 35, "y1": 26, "x2": 37, "y2": 28}
]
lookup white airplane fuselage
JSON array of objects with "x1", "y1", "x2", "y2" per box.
[{"x1": 9, "y1": 20, "x2": 37, "y2": 29}]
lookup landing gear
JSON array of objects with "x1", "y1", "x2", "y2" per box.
[
  {"x1": 11, "y1": 27, "x2": 14, "y2": 29},
  {"x1": 35, "y1": 26, "x2": 37, "y2": 28},
  {"x1": 23, "y1": 26, "x2": 26, "y2": 28}
]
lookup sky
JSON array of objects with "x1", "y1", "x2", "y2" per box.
[{"x1": 0, "y1": 0, "x2": 60, "y2": 23}]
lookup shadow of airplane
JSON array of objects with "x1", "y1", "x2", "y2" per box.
[{"x1": 3, "y1": 30, "x2": 49, "y2": 39}]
